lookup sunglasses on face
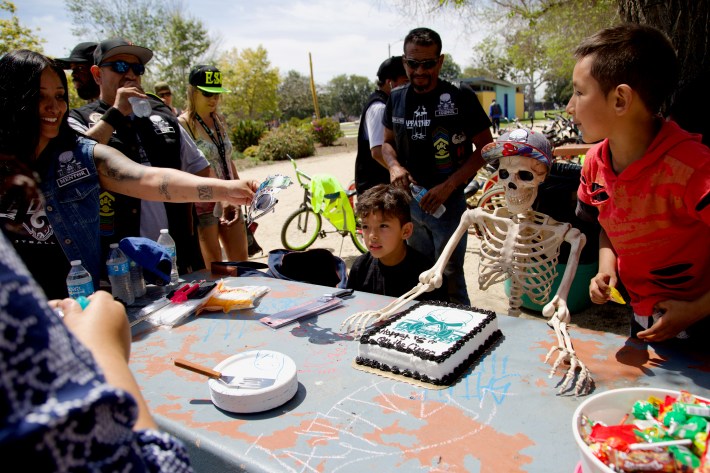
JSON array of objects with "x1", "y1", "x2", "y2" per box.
[
  {"x1": 99, "y1": 60, "x2": 145, "y2": 76},
  {"x1": 158, "y1": 92, "x2": 172, "y2": 98},
  {"x1": 200, "y1": 90, "x2": 218, "y2": 98},
  {"x1": 403, "y1": 57, "x2": 440, "y2": 70}
]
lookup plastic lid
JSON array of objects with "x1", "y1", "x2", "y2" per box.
[
  {"x1": 110, "y1": 243, "x2": 119, "y2": 248},
  {"x1": 160, "y1": 229, "x2": 169, "y2": 233},
  {"x1": 70, "y1": 260, "x2": 82, "y2": 265}
]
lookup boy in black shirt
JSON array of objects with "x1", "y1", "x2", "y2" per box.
[{"x1": 347, "y1": 184, "x2": 448, "y2": 301}]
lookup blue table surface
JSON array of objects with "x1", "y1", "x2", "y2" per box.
[{"x1": 128, "y1": 277, "x2": 710, "y2": 473}]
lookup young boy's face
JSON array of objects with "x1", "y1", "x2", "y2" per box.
[
  {"x1": 566, "y1": 55, "x2": 616, "y2": 144},
  {"x1": 359, "y1": 210, "x2": 413, "y2": 266}
]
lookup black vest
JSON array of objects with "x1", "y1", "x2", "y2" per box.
[
  {"x1": 70, "y1": 98, "x2": 203, "y2": 274},
  {"x1": 354, "y1": 89, "x2": 390, "y2": 195}
]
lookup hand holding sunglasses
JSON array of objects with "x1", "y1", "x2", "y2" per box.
[{"x1": 245, "y1": 174, "x2": 292, "y2": 225}]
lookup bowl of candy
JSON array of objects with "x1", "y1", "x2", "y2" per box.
[{"x1": 573, "y1": 387, "x2": 709, "y2": 473}]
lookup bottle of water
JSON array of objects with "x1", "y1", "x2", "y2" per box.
[
  {"x1": 106, "y1": 243, "x2": 134, "y2": 305},
  {"x1": 128, "y1": 257, "x2": 146, "y2": 298},
  {"x1": 410, "y1": 183, "x2": 446, "y2": 218},
  {"x1": 66, "y1": 260, "x2": 94, "y2": 299},
  {"x1": 157, "y1": 228, "x2": 179, "y2": 285},
  {"x1": 128, "y1": 96, "x2": 152, "y2": 118}
]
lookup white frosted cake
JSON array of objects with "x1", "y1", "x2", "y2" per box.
[{"x1": 356, "y1": 301, "x2": 501, "y2": 386}]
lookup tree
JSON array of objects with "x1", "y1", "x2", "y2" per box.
[
  {"x1": 1, "y1": 1, "x2": 44, "y2": 54},
  {"x1": 278, "y1": 70, "x2": 314, "y2": 120},
  {"x1": 219, "y1": 46, "x2": 280, "y2": 122},
  {"x1": 440, "y1": 55, "x2": 462, "y2": 81},
  {"x1": 324, "y1": 74, "x2": 372, "y2": 120},
  {"x1": 617, "y1": 0, "x2": 710, "y2": 145}
]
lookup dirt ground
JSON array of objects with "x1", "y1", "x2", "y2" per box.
[{"x1": 236, "y1": 138, "x2": 633, "y2": 336}]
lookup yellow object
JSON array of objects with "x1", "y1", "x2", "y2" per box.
[
  {"x1": 199, "y1": 282, "x2": 270, "y2": 313},
  {"x1": 609, "y1": 286, "x2": 626, "y2": 305}
]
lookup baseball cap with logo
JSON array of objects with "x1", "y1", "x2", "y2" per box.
[
  {"x1": 93, "y1": 38, "x2": 153, "y2": 65},
  {"x1": 189, "y1": 65, "x2": 229, "y2": 94},
  {"x1": 55, "y1": 42, "x2": 97, "y2": 69},
  {"x1": 481, "y1": 128, "x2": 553, "y2": 169}
]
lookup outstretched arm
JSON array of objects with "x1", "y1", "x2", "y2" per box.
[
  {"x1": 542, "y1": 227, "x2": 586, "y2": 324},
  {"x1": 93, "y1": 143, "x2": 257, "y2": 207},
  {"x1": 590, "y1": 228, "x2": 618, "y2": 304},
  {"x1": 638, "y1": 290, "x2": 710, "y2": 342}
]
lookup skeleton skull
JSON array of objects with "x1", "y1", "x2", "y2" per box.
[{"x1": 498, "y1": 156, "x2": 548, "y2": 214}]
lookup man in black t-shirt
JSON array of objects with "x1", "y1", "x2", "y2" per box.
[{"x1": 382, "y1": 28, "x2": 493, "y2": 305}]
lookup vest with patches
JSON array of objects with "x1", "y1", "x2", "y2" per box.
[{"x1": 355, "y1": 89, "x2": 390, "y2": 195}]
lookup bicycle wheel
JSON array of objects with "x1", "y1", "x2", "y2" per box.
[
  {"x1": 281, "y1": 207, "x2": 322, "y2": 251},
  {"x1": 351, "y1": 226, "x2": 367, "y2": 253}
]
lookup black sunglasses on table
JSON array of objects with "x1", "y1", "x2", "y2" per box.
[
  {"x1": 403, "y1": 57, "x2": 440, "y2": 70},
  {"x1": 99, "y1": 60, "x2": 146, "y2": 76}
]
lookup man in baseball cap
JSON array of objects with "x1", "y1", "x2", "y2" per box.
[
  {"x1": 354, "y1": 56, "x2": 409, "y2": 195},
  {"x1": 55, "y1": 42, "x2": 99, "y2": 101}
]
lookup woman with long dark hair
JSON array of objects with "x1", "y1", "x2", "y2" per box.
[{"x1": 0, "y1": 50, "x2": 257, "y2": 299}]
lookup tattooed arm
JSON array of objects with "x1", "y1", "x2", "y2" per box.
[{"x1": 93, "y1": 143, "x2": 257, "y2": 206}]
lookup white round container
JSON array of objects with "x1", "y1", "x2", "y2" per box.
[
  {"x1": 572, "y1": 387, "x2": 710, "y2": 473},
  {"x1": 208, "y1": 350, "x2": 298, "y2": 414}
]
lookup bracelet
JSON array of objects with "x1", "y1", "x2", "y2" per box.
[{"x1": 100, "y1": 107, "x2": 125, "y2": 128}]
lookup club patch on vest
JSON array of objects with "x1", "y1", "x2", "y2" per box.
[
  {"x1": 435, "y1": 93, "x2": 458, "y2": 117},
  {"x1": 56, "y1": 151, "x2": 90, "y2": 187},
  {"x1": 99, "y1": 191, "x2": 115, "y2": 236},
  {"x1": 407, "y1": 106, "x2": 430, "y2": 141},
  {"x1": 150, "y1": 115, "x2": 175, "y2": 135}
]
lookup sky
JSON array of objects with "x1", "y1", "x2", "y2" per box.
[{"x1": 13, "y1": 0, "x2": 489, "y2": 84}]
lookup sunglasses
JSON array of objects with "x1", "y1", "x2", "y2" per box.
[
  {"x1": 99, "y1": 60, "x2": 145, "y2": 76},
  {"x1": 245, "y1": 174, "x2": 292, "y2": 224},
  {"x1": 158, "y1": 92, "x2": 172, "y2": 98},
  {"x1": 403, "y1": 57, "x2": 440, "y2": 70},
  {"x1": 200, "y1": 90, "x2": 218, "y2": 98}
]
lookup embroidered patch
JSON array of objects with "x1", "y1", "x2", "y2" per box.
[
  {"x1": 407, "y1": 106, "x2": 430, "y2": 141},
  {"x1": 435, "y1": 93, "x2": 458, "y2": 117},
  {"x1": 89, "y1": 112, "x2": 102, "y2": 125},
  {"x1": 56, "y1": 151, "x2": 90, "y2": 187},
  {"x1": 99, "y1": 191, "x2": 115, "y2": 236},
  {"x1": 149, "y1": 115, "x2": 174, "y2": 135}
]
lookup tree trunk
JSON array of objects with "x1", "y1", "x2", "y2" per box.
[{"x1": 618, "y1": 0, "x2": 710, "y2": 145}]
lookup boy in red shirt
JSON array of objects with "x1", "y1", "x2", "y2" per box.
[{"x1": 571, "y1": 24, "x2": 710, "y2": 343}]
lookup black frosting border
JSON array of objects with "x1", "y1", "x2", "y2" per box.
[{"x1": 359, "y1": 301, "x2": 498, "y2": 363}]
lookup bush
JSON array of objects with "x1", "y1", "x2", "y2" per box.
[
  {"x1": 311, "y1": 117, "x2": 343, "y2": 146},
  {"x1": 230, "y1": 119, "x2": 267, "y2": 152},
  {"x1": 243, "y1": 145, "x2": 259, "y2": 157},
  {"x1": 256, "y1": 125, "x2": 315, "y2": 161}
]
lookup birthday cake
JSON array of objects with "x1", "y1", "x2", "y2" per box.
[{"x1": 356, "y1": 301, "x2": 501, "y2": 386}]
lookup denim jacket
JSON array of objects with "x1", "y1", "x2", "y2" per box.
[{"x1": 38, "y1": 135, "x2": 102, "y2": 287}]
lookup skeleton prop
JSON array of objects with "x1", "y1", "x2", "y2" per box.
[{"x1": 342, "y1": 129, "x2": 592, "y2": 395}]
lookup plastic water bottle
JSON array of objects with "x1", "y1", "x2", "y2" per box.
[
  {"x1": 128, "y1": 96, "x2": 152, "y2": 118},
  {"x1": 128, "y1": 257, "x2": 146, "y2": 298},
  {"x1": 410, "y1": 183, "x2": 446, "y2": 218},
  {"x1": 106, "y1": 243, "x2": 134, "y2": 305},
  {"x1": 66, "y1": 260, "x2": 94, "y2": 299},
  {"x1": 157, "y1": 228, "x2": 179, "y2": 285}
]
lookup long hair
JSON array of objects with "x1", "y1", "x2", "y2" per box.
[
  {"x1": 182, "y1": 84, "x2": 226, "y2": 137},
  {"x1": 0, "y1": 49, "x2": 72, "y2": 164}
]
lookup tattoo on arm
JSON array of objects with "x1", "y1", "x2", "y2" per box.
[
  {"x1": 198, "y1": 185, "x2": 213, "y2": 201},
  {"x1": 159, "y1": 175, "x2": 171, "y2": 200},
  {"x1": 96, "y1": 154, "x2": 143, "y2": 182}
]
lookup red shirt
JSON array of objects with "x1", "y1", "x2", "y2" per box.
[{"x1": 577, "y1": 121, "x2": 710, "y2": 316}]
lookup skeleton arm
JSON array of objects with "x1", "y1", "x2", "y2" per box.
[{"x1": 541, "y1": 227, "x2": 586, "y2": 324}]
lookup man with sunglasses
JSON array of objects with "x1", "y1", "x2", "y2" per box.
[
  {"x1": 68, "y1": 38, "x2": 210, "y2": 275},
  {"x1": 55, "y1": 41, "x2": 99, "y2": 101},
  {"x1": 382, "y1": 27, "x2": 493, "y2": 306},
  {"x1": 155, "y1": 82, "x2": 181, "y2": 116}
]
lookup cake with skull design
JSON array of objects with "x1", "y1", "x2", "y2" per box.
[{"x1": 355, "y1": 301, "x2": 501, "y2": 386}]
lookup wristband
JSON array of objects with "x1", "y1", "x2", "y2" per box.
[{"x1": 100, "y1": 107, "x2": 126, "y2": 128}]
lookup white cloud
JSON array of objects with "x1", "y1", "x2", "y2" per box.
[{"x1": 14, "y1": 0, "x2": 487, "y2": 84}]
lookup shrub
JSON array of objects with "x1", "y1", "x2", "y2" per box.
[
  {"x1": 243, "y1": 145, "x2": 259, "y2": 157},
  {"x1": 311, "y1": 117, "x2": 343, "y2": 146},
  {"x1": 256, "y1": 125, "x2": 315, "y2": 161},
  {"x1": 230, "y1": 119, "x2": 267, "y2": 152}
]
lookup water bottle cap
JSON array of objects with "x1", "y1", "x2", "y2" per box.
[
  {"x1": 70, "y1": 260, "x2": 82, "y2": 265},
  {"x1": 110, "y1": 243, "x2": 119, "y2": 248},
  {"x1": 160, "y1": 229, "x2": 169, "y2": 233}
]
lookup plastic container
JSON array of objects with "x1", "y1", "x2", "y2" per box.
[
  {"x1": 410, "y1": 183, "x2": 445, "y2": 218},
  {"x1": 128, "y1": 257, "x2": 146, "y2": 298},
  {"x1": 106, "y1": 243, "x2": 134, "y2": 305},
  {"x1": 128, "y1": 97, "x2": 151, "y2": 118},
  {"x1": 157, "y1": 228, "x2": 179, "y2": 285},
  {"x1": 572, "y1": 387, "x2": 710, "y2": 473},
  {"x1": 66, "y1": 260, "x2": 94, "y2": 299}
]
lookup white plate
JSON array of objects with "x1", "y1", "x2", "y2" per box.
[{"x1": 209, "y1": 350, "x2": 298, "y2": 413}]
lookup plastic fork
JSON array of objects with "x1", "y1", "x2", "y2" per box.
[{"x1": 173, "y1": 359, "x2": 269, "y2": 388}]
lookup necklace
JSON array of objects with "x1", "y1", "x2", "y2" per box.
[{"x1": 195, "y1": 112, "x2": 229, "y2": 178}]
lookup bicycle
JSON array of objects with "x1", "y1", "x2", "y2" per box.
[{"x1": 280, "y1": 156, "x2": 367, "y2": 254}]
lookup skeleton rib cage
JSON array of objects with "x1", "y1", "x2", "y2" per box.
[{"x1": 475, "y1": 209, "x2": 570, "y2": 311}]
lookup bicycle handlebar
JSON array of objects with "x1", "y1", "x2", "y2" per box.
[{"x1": 287, "y1": 154, "x2": 312, "y2": 189}]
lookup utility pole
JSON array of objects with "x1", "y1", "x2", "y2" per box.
[{"x1": 308, "y1": 52, "x2": 320, "y2": 120}]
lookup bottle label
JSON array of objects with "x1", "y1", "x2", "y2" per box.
[
  {"x1": 165, "y1": 248, "x2": 176, "y2": 258},
  {"x1": 68, "y1": 281, "x2": 94, "y2": 298},
  {"x1": 107, "y1": 261, "x2": 129, "y2": 275}
]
